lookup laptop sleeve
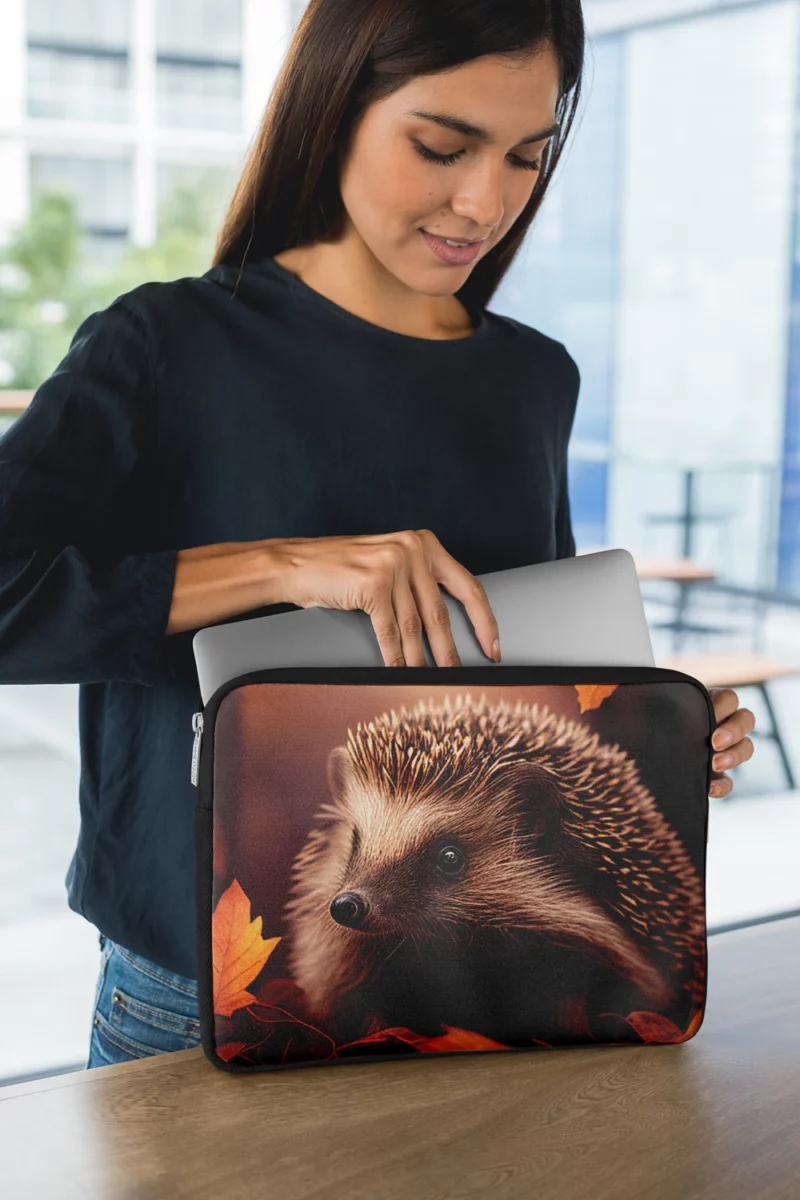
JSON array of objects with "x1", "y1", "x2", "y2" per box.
[{"x1": 193, "y1": 664, "x2": 715, "y2": 1072}]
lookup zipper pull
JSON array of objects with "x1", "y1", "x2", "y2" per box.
[{"x1": 191, "y1": 711, "x2": 204, "y2": 787}]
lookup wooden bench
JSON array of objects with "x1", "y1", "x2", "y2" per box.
[{"x1": 657, "y1": 653, "x2": 800, "y2": 791}]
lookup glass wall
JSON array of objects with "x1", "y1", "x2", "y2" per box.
[
  {"x1": 491, "y1": 34, "x2": 627, "y2": 552},
  {"x1": 495, "y1": 1, "x2": 800, "y2": 589},
  {"x1": 610, "y1": 0, "x2": 797, "y2": 585},
  {"x1": 779, "y1": 12, "x2": 800, "y2": 592}
]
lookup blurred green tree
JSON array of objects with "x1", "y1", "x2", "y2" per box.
[{"x1": 0, "y1": 174, "x2": 227, "y2": 391}]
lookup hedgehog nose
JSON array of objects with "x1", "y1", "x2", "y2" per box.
[{"x1": 330, "y1": 891, "x2": 368, "y2": 929}]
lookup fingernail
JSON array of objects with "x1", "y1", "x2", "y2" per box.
[
  {"x1": 713, "y1": 730, "x2": 733, "y2": 749},
  {"x1": 492, "y1": 638, "x2": 501, "y2": 663},
  {"x1": 714, "y1": 753, "x2": 733, "y2": 770}
]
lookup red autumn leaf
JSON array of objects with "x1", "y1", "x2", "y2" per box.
[
  {"x1": 575, "y1": 684, "x2": 619, "y2": 713},
  {"x1": 216, "y1": 1041, "x2": 247, "y2": 1062},
  {"x1": 598, "y1": 1008, "x2": 693, "y2": 1043},
  {"x1": 212, "y1": 879, "x2": 281, "y2": 1017},
  {"x1": 341, "y1": 1024, "x2": 509, "y2": 1053},
  {"x1": 252, "y1": 976, "x2": 310, "y2": 1014},
  {"x1": 221, "y1": 998, "x2": 336, "y2": 1065}
]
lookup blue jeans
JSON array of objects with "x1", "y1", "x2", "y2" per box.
[{"x1": 86, "y1": 933, "x2": 201, "y2": 1068}]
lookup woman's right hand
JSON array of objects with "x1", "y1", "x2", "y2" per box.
[{"x1": 271, "y1": 529, "x2": 501, "y2": 668}]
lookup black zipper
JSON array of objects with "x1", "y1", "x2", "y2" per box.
[
  {"x1": 190, "y1": 711, "x2": 203, "y2": 787},
  {"x1": 191, "y1": 663, "x2": 717, "y2": 812}
]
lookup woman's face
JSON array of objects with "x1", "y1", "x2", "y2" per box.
[{"x1": 337, "y1": 47, "x2": 561, "y2": 296}]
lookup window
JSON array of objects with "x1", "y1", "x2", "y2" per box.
[
  {"x1": 155, "y1": 0, "x2": 242, "y2": 131},
  {"x1": 27, "y1": 0, "x2": 130, "y2": 47},
  {"x1": 156, "y1": 61, "x2": 241, "y2": 132},
  {"x1": 29, "y1": 155, "x2": 132, "y2": 240},
  {"x1": 156, "y1": 0, "x2": 241, "y2": 59},
  {"x1": 26, "y1": 0, "x2": 131, "y2": 124},
  {"x1": 27, "y1": 49, "x2": 130, "y2": 123}
]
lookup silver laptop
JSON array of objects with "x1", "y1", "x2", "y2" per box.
[{"x1": 192, "y1": 548, "x2": 654, "y2": 705}]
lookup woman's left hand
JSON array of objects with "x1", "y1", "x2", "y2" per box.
[{"x1": 708, "y1": 687, "x2": 756, "y2": 798}]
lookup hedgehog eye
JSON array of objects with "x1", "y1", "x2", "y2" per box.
[
  {"x1": 350, "y1": 826, "x2": 361, "y2": 860},
  {"x1": 435, "y1": 843, "x2": 466, "y2": 879}
]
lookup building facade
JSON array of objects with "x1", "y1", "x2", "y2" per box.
[{"x1": 0, "y1": 0, "x2": 293, "y2": 257}]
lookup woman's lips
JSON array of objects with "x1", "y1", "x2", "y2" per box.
[{"x1": 420, "y1": 229, "x2": 485, "y2": 265}]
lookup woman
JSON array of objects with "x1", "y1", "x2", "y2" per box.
[{"x1": 0, "y1": 0, "x2": 754, "y2": 1068}]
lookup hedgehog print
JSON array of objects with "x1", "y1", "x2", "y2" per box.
[{"x1": 282, "y1": 690, "x2": 707, "y2": 1048}]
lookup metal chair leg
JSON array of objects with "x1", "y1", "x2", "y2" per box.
[
  {"x1": 673, "y1": 581, "x2": 689, "y2": 651},
  {"x1": 758, "y1": 683, "x2": 796, "y2": 791}
]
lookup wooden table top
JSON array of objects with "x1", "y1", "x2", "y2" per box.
[
  {"x1": 578, "y1": 547, "x2": 717, "y2": 583},
  {"x1": 634, "y1": 556, "x2": 717, "y2": 582},
  {"x1": 2, "y1": 916, "x2": 798, "y2": 1200},
  {"x1": 657, "y1": 653, "x2": 800, "y2": 688},
  {"x1": 0, "y1": 390, "x2": 33, "y2": 414}
]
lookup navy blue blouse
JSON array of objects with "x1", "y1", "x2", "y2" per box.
[{"x1": 0, "y1": 255, "x2": 580, "y2": 977}]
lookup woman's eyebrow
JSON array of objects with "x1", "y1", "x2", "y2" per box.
[{"x1": 405, "y1": 109, "x2": 560, "y2": 146}]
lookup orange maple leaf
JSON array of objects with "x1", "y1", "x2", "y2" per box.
[
  {"x1": 672, "y1": 1007, "x2": 704, "y2": 1043},
  {"x1": 212, "y1": 879, "x2": 281, "y2": 1017},
  {"x1": 412, "y1": 1025, "x2": 509, "y2": 1052},
  {"x1": 575, "y1": 684, "x2": 618, "y2": 713}
]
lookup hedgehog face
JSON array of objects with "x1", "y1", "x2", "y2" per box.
[
  {"x1": 328, "y1": 829, "x2": 470, "y2": 935},
  {"x1": 320, "y1": 747, "x2": 573, "y2": 941}
]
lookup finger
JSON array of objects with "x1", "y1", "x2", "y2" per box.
[
  {"x1": 408, "y1": 569, "x2": 462, "y2": 668},
  {"x1": 712, "y1": 707, "x2": 757, "y2": 751},
  {"x1": 710, "y1": 687, "x2": 740, "y2": 726},
  {"x1": 709, "y1": 773, "x2": 733, "y2": 799},
  {"x1": 422, "y1": 540, "x2": 499, "y2": 662},
  {"x1": 398, "y1": 531, "x2": 462, "y2": 667},
  {"x1": 366, "y1": 586, "x2": 407, "y2": 667},
  {"x1": 712, "y1": 735, "x2": 755, "y2": 773},
  {"x1": 392, "y1": 572, "x2": 433, "y2": 667}
]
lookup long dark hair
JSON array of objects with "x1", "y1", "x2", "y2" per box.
[{"x1": 212, "y1": 0, "x2": 585, "y2": 313}]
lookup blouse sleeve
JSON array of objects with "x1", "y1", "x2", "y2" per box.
[
  {"x1": 0, "y1": 299, "x2": 179, "y2": 686},
  {"x1": 555, "y1": 467, "x2": 576, "y2": 559},
  {"x1": 554, "y1": 343, "x2": 580, "y2": 560}
]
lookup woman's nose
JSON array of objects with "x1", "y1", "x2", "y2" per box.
[{"x1": 451, "y1": 163, "x2": 505, "y2": 230}]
